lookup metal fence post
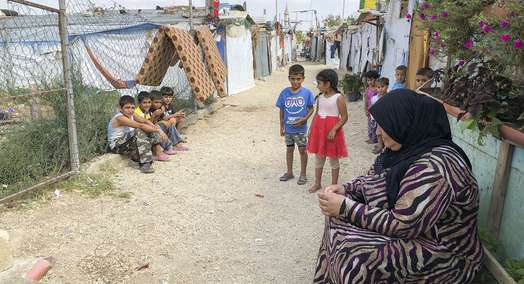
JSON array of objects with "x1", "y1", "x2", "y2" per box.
[{"x1": 58, "y1": 0, "x2": 80, "y2": 173}]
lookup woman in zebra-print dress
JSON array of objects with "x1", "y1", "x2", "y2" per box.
[{"x1": 314, "y1": 89, "x2": 482, "y2": 283}]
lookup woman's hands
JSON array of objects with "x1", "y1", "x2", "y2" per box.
[{"x1": 318, "y1": 186, "x2": 346, "y2": 217}]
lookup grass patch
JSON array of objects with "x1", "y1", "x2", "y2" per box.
[{"x1": 0, "y1": 84, "x2": 119, "y2": 198}]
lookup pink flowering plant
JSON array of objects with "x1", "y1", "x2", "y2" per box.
[
  {"x1": 416, "y1": 0, "x2": 523, "y2": 80},
  {"x1": 417, "y1": 0, "x2": 524, "y2": 135}
]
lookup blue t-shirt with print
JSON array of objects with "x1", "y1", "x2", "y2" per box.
[
  {"x1": 390, "y1": 81, "x2": 406, "y2": 90},
  {"x1": 276, "y1": 87, "x2": 315, "y2": 134}
]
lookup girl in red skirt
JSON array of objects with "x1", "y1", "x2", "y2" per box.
[{"x1": 307, "y1": 69, "x2": 348, "y2": 193}]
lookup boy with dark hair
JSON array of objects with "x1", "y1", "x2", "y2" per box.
[
  {"x1": 107, "y1": 95, "x2": 170, "y2": 173},
  {"x1": 276, "y1": 64, "x2": 315, "y2": 185},
  {"x1": 134, "y1": 91, "x2": 152, "y2": 120},
  {"x1": 391, "y1": 65, "x2": 407, "y2": 90},
  {"x1": 364, "y1": 70, "x2": 380, "y2": 144},
  {"x1": 371, "y1": 77, "x2": 389, "y2": 154},
  {"x1": 415, "y1": 67, "x2": 434, "y2": 89},
  {"x1": 160, "y1": 86, "x2": 186, "y2": 133},
  {"x1": 151, "y1": 89, "x2": 189, "y2": 152}
]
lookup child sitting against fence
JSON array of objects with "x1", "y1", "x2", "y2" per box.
[
  {"x1": 391, "y1": 65, "x2": 407, "y2": 90},
  {"x1": 150, "y1": 90, "x2": 189, "y2": 152},
  {"x1": 364, "y1": 70, "x2": 380, "y2": 144},
  {"x1": 161, "y1": 86, "x2": 187, "y2": 142},
  {"x1": 371, "y1": 77, "x2": 389, "y2": 154},
  {"x1": 307, "y1": 69, "x2": 348, "y2": 193},
  {"x1": 107, "y1": 95, "x2": 170, "y2": 173},
  {"x1": 135, "y1": 91, "x2": 178, "y2": 156}
]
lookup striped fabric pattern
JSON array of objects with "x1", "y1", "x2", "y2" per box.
[{"x1": 314, "y1": 146, "x2": 483, "y2": 283}]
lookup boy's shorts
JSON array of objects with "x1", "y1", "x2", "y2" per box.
[{"x1": 285, "y1": 133, "x2": 307, "y2": 147}]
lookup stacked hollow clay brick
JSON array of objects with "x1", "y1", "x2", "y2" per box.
[
  {"x1": 135, "y1": 26, "x2": 175, "y2": 86},
  {"x1": 196, "y1": 27, "x2": 227, "y2": 97},
  {"x1": 136, "y1": 26, "x2": 215, "y2": 102}
]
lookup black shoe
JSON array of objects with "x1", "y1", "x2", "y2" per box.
[{"x1": 139, "y1": 163, "x2": 154, "y2": 174}]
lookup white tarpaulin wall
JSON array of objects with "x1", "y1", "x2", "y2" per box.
[
  {"x1": 325, "y1": 41, "x2": 340, "y2": 67},
  {"x1": 350, "y1": 31, "x2": 362, "y2": 72},
  {"x1": 380, "y1": 0, "x2": 415, "y2": 84},
  {"x1": 359, "y1": 24, "x2": 377, "y2": 73},
  {"x1": 285, "y1": 34, "x2": 293, "y2": 63},
  {"x1": 225, "y1": 25, "x2": 255, "y2": 95},
  {"x1": 270, "y1": 33, "x2": 278, "y2": 72},
  {"x1": 339, "y1": 31, "x2": 352, "y2": 71}
]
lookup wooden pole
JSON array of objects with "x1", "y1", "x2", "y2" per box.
[{"x1": 488, "y1": 141, "x2": 514, "y2": 238}]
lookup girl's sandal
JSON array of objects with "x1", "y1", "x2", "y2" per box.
[{"x1": 279, "y1": 173, "x2": 294, "y2": 181}]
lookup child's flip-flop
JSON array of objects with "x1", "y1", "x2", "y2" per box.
[
  {"x1": 279, "y1": 173, "x2": 294, "y2": 181},
  {"x1": 297, "y1": 176, "x2": 307, "y2": 185}
]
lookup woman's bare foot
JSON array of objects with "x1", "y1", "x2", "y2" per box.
[{"x1": 308, "y1": 184, "x2": 322, "y2": 193}]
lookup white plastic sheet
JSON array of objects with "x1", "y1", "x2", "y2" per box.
[{"x1": 225, "y1": 25, "x2": 255, "y2": 95}]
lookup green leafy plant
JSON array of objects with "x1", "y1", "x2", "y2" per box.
[
  {"x1": 0, "y1": 83, "x2": 119, "y2": 198},
  {"x1": 441, "y1": 57, "x2": 524, "y2": 141},
  {"x1": 413, "y1": 1, "x2": 524, "y2": 142},
  {"x1": 341, "y1": 73, "x2": 363, "y2": 97}
]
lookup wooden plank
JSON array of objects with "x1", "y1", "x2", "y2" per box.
[
  {"x1": 488, "y1": 141, "x2": 514, "y2": 238},
  {"x1": 0, "y1": 171, "x2": 76, "y2": 205},
  {"x1": 483, "y1": 247, "x2": 517, "y2": 284}
]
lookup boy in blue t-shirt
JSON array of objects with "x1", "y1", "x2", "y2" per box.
[{"x1": 276, "y1": 64, "x2": 315, "y2": 185}]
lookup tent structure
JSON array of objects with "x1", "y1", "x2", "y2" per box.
[{"x1": 219, "y1": 12, "x2": 256, "y2": 95}]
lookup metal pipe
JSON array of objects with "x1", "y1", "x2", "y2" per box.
[
  {"x1": 58, "y1": 0, "x2": 80, "y2": 174},
  {"x1": 189, "y1": 0, "x2": 193, "y2": 30},
  {"x1": 0, "y1": 171, "x2": 76, "y2": 205},
  {"x1": 7, "y1": 0, "x2": 60, "y2": 13}
]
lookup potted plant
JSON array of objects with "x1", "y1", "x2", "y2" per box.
[{"x1": 341, "y1": 73, "x2": 363, "y2": 102}]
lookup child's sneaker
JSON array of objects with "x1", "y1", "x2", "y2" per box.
[
  {"x1": 154, "y1": 154, "x2": 170, "y2": 161},
  {"x1": 139, "y1": 163, "x2": 154, "y2": 174}
]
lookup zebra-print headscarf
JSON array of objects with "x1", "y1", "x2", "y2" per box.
[{"x1": 369, "y1": 89, "x2": 472, "y2": 209}]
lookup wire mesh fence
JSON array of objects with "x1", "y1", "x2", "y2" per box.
[{"x1": 0, "y1": 0, "x2": 215, "y2": 199}]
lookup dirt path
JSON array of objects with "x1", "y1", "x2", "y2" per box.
[{"x1": 0, "y1": 63, "x2": 376, "y2": 283}]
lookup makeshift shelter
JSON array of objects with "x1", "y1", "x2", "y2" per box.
[
  {"x1": 251, "y1": 19, "x2": 272, "y2": 79},
  {"x1": 380, "y1": 0, "x2": 415, "y2": 84},
  {"x1": 0, "y1": 10, "x2": 209, "y2": 102},
  {"x1": 219, "y1": 12, "x2": 256, "y2": 95}
]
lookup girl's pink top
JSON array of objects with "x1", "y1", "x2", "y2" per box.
[{"x1": 366, "y1": 87, "x2": 377, "y2": 110}]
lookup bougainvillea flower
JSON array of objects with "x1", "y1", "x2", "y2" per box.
[
  {"x1": 441, "y1": 11, "x2": 449, "y2": 17},
  {"x1": 458, "y1": 59, "x2": 465, "y2": 66},
  {"x1": 429, "y1": 48, "x2": 436, "y2": 56},
  {"x1": 500, "y1": 19, "x2": 510, "y2": 28},
  {"x1": 482, "y1": 24, "x2": 493, "y2": 33},
  {"x1": 430, "y1": 14, "x2": 438, "y2": 21},
  {"x1": 406, "y1": 13, "x2": 412, "y2": 20},
  {"x1": 433, "y1": 31, "x2": 441, "y2": 40},
  {"x1": 419, "y1": 13, "x2": 426, "y2": 20},
  {"x1": 464, "y1": 40, "x2": 474, "y2": 49},
  {"x1": 500, "y1": 34, "x2": 511, "y2": 42},
  {"x1": 508, "y1": 11, "x2": 517, "y2": 18},
  {"x1": 479, "y1": 20, "x2": 487, "y2": 28},
  {"x1": 421, "y1": 2, "x2": 432, "y2": 9},
  {"x1": 514, "y1": 39, "x2": 523, "y2": 49}
]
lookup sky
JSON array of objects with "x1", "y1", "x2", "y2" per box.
[{"x1": 3, "y1": 0, "x2": 360, "y2": 29}]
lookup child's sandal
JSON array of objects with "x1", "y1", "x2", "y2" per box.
[{"x1": 154, "y1": 154, "x2": 170, "y2": 161}]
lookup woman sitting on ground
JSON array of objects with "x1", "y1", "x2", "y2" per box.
[{"x1": 314, "y1": 89, "x2": 482, "y2": 283}]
